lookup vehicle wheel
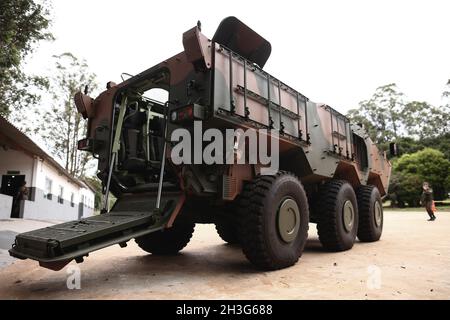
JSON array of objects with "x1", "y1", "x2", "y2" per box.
[
  {"x1": 135, "y1": 220, "x2": 195, "y2": 255},
  {"x1": 237, "y1": 171, "x2": 309, "y2": 270},
  {"x1": 215, "y1": 219, "x2": 239, "y2": 245},
  {"x1": 316, "y1": 180, "x2": 358, "y2": 251},
  {"x1": 356, "y1": 185, "x2": 383, "y2": 242}
]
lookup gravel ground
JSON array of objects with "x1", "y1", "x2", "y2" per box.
[{"x1": 0, "y1": 211, "x2": 449, "y2": 300}]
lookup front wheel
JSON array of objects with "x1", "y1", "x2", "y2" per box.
[{"x1": 237, "y1": 171, "x2": 309, "y2": 270}]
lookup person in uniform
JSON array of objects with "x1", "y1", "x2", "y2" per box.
[{"x1": 421, "y1": 182, "x2": 435, "y2": 221}]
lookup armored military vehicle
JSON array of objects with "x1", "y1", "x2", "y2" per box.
[{"x1": 10, "y1": 17, "x2": 392, "y2": 271}]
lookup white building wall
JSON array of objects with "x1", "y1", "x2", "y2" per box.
[
  {"x1": 0, "y1": 146, "x2": 95, "y2": 221},
  {"x1": 35, "y1": 159, "x2": 81, "y2": 203},
  {"x1": 21, "y1": 159, "x2": 95, "y2": 221},
  {"x1": 0, "y1": 148, "x2": 33, "y2": 180},
  {"x1": 80, "y1": 187, "x2": 95, "y2": 218},
  {"x1": 22, "y1": 197, "x2": 79, "y2": 221},
  {"x1": 0, "y1": 194, "x2": 13, "y2": 219}
]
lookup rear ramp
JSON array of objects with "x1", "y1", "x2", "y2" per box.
[{"x1": 9, "y1": 192, "x2": 183, "y2": 270}]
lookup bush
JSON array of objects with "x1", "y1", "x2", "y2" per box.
[{"x1": 388, "y1": 148, "x2": 450, "y2": 207}]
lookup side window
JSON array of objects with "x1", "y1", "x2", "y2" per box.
[
  {"x1": 57, "y1": 186, "x2": 64, "y2": 204},
  {"x1": 353, "y1": 134, "x2": 368, "y2": 170},
  {"x1": 70, "y1": 193, "x2": 75, "y2": 207},
  {"x1": 143, "y1": 88, "x2": 168, "y2": 104},
  {"x1": 44, "y1": 178, "x2": 53, "y2": 200}
]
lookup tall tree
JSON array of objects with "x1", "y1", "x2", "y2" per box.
[
  {"x1": 348, "y1": 82, "x2": 450, "y2": 144},
  {"x1": 441, "y1": 79, "x2": 450, "y2": 133},
  {"x1": 347, "y1": 83, "x2": 404, "y2": 144},
  {"x1": 402, "y1": 101, "x2": 449, "y2": 139},
  {"x1": 0, "y1": 0, "x2": 53, "y2": 118},
  {"x1": 40, "y1": 53, "x2": 98, "y2": 178},
  {"x1": 443, "y1": 79, "x2": 450, "y2": 100}
]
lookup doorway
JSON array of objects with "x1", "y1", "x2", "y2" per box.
[{"x1": 1, "y1": 175, "x2": 25, "y2": 218}]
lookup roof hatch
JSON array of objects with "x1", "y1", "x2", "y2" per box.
[{"x1": 212, "y1": 16, "x2": 272, "y2": 68}]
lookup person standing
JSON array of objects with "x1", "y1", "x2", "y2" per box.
[
  {"x1": 421, "y1": 182, "x2": 436, "y2": 221},
  {"x1": 12, "y1": 181, "x2": 29, "y2": 218}
]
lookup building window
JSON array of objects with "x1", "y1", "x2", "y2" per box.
[
  {"x1": 70, "y1": 193, "x2": 75, "y2": 207},
  {"x1": 44, "y1": 177, "x2": 52, "y2": 200},
  {"x1": 58, "y1": 186, "x2": 64, "y2": 204}
]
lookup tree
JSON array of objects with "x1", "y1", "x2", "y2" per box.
[
  {"x1": 347, "y1": 83, "x2": 404, "y2": 144},
  {"x1": 388, "y1": 148, "x2": 450, "y2": 207},
  {"x1": 420, "y1": 133, "x2": 450, "y2": 161},
  {"x1": 348, "y1": 82, "x2": 450, "y2": 150},
  {"x1": 440, "y1": 79, "x2": 450, "y2": 135},
  {"x1": 0, "y1": 0, "x2": 53, "y2": 118},
  {"x1": 40, "y1": 53, "x2": 98, "y2": 178},
  {"x1": 442, "y1": 79, "x2": 450, "y2": 100},
  {"x1": 403, "y1": 101, "x2": 449, "y2": 139}
]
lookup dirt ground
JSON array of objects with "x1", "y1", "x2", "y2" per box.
[{"x1": 0, "y1": 211, "x2": 449, "y2": 300}]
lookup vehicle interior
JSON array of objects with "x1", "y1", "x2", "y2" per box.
[{"x1": 110, "y1": 83, "x2": 178, "y2": 194}]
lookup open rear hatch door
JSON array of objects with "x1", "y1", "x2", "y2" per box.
[{"x1": 9, "y1": 192, "x2": 184, "y2": 270}]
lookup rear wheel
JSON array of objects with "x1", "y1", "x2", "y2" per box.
[
  {"x1": 356, "y1": 185, "x2": 383, "y2": 242},
  {"x1": 135, "y1": 220, "x2": 195, "y2": 255},
  {"x1": 316, "y1": 180, "x2": 358, "y2": 251},
  {"x1": 237, "y1": 171, "x2": 309, "y2": 270}
]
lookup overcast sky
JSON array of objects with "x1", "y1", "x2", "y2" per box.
[{"x1": 26, "y1": 0, "x2": 450, "y2": 114}]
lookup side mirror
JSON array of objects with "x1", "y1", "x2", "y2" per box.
[{"x1": 389, "y1": 142, "x2": 399, "y2": 157}]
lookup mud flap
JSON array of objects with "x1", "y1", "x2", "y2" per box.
[{"x1": 9, "y1": 192, "x2": 184, "y2": 271}]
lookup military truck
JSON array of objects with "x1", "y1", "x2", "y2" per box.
[{"x1": 10, "y1": 17, "x2": 392, "y2": 271}]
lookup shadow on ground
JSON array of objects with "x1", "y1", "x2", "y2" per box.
[{"x1": 5, "y1": 237, "x2": 331, "y2": 298}]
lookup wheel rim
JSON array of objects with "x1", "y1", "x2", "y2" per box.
[
  {"x1": 342, "y1": 200, "x2": 355, "y2": 233},
  {"x1": 277, "y1": 198, "x2": 300, "y2": 243},
  {"x1": 374, "y1": 201, "x2": 382, "y2": 227}
]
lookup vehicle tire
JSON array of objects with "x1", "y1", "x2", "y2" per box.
[
  {"x1": 135, "y1": 220, "x2": 195, "y2": 255},
  {"x1": 215, "y1": 219, "x2": 239, "y2": 245},
  {"x1": 316, "y1": 180, "x2": 358, "y2": 251},
  {"x1": 356, "y1": 185, "x2": 383, "y2": 242},
  {"x1": 237, "y1": 171, "x2": 309, "y2": 270}
]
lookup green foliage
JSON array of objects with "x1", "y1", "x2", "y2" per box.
[
  {"x1": 39, "y1": 53, "x2": 98, "y2": 178},
  {"x1": 347, "y1": 83, "x2": 404, "y2": 144},
  {"x1": 380, "y1": 134, "x2": 450, "y2": 161},
  {"x1": 347, "y1": 82, "x2": 450, "y2": 145},
  {"x1": 0, "y1": 0, "x2": 53, "y2": 117},
  {"x1": 403, "y1": 101, "x2": 449, "y2": 139},
  {"x1": 419, "y1": 134, "x2": 450, "y2": 161},
  {"x1": 389, "y1": 148, "x2": 450, "y2": 207}
]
